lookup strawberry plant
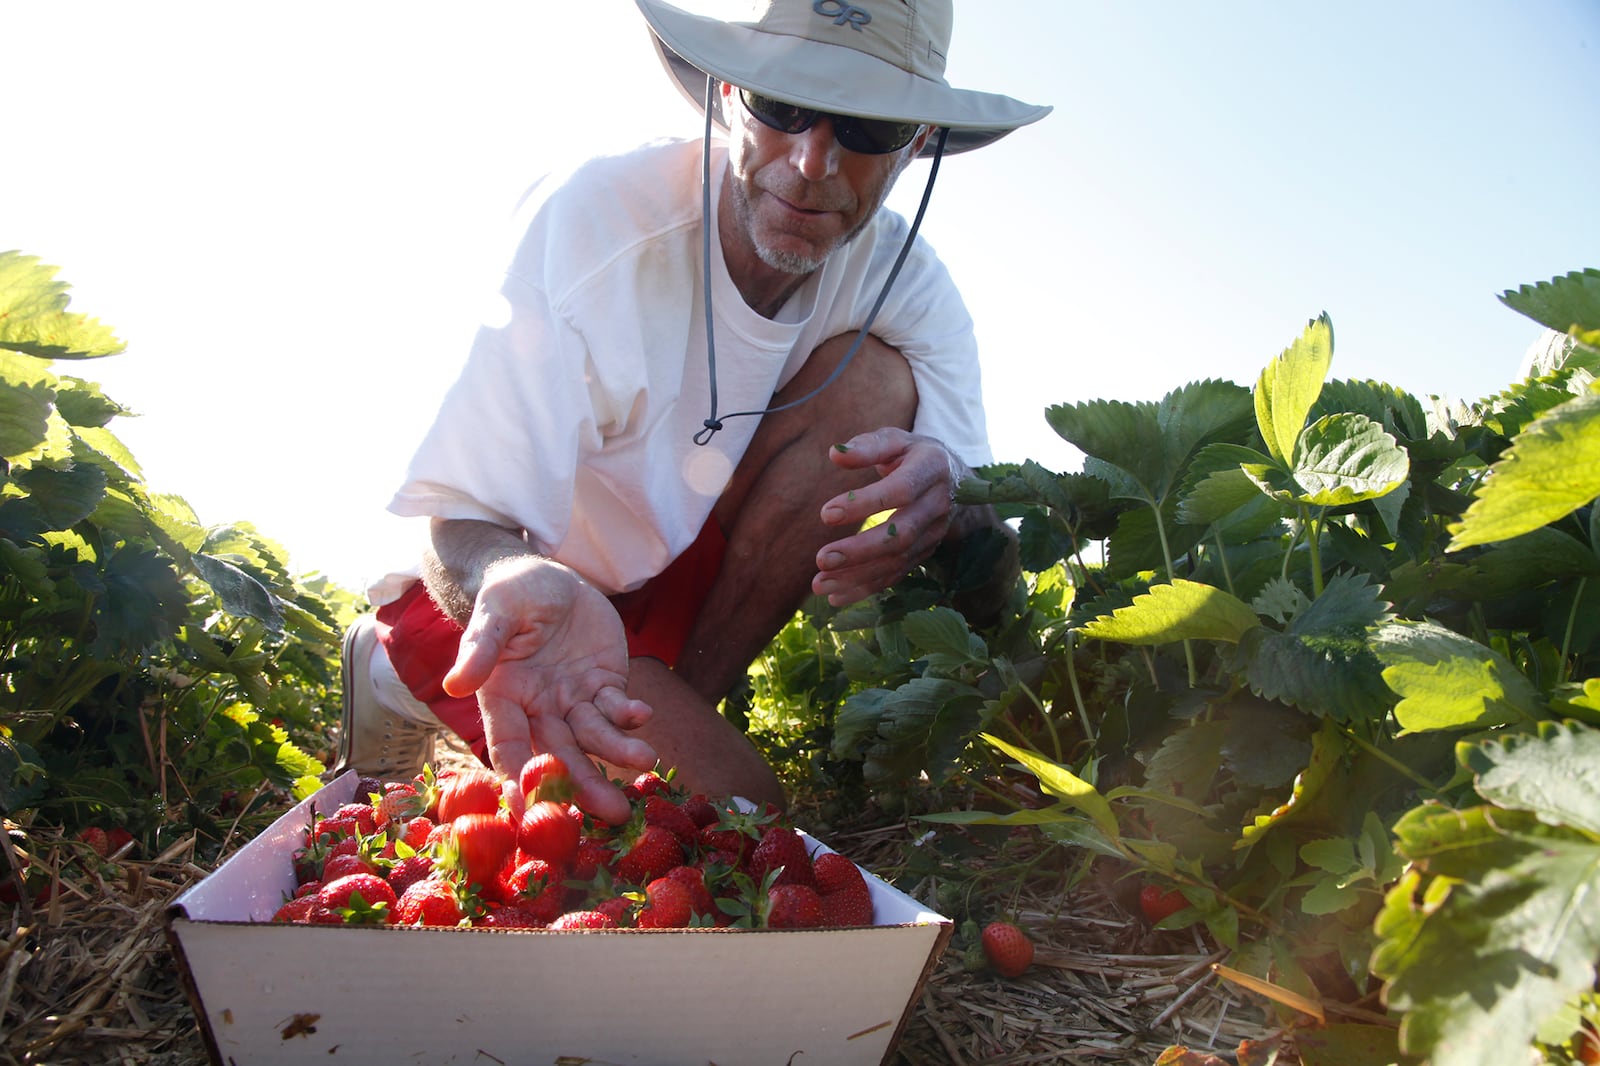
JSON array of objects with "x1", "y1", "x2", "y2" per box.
[
  {"x1": 748, "y1": 268, "x2": 1599, "y2": 1064},
  {"x1": 0, "y1": 252, "x2": 357, "y2": 863}
]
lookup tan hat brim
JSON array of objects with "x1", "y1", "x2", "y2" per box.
[{"x1": 636, "y1": 0, "x2": 1051, "y2": 156}]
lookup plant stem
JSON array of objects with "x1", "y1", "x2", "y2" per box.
[
  {"x1": 1559, "y1": 576, "x2": 1586, "y2": 685},
  {"x1": 1212, "y1": 528, "x2": 1237, "y2": 597},
  {"x1": 1062, "y1": 630, "x2": 1096, "y2": 745},
  {"x1": 1302, "y1": 505, "x2": 1325, "y2": 598},
  {"x1": 1338, "y1": 724, "x2": 1436, "y2": 794}
]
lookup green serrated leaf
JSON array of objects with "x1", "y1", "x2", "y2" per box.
[
  {"x1": 1289, "y1": 411, "x2": 1410, "y2": 506},
  {"x1": 1047, "y1": 398, "x2": 1166, "y2": 498},
  {"x1": 979, "y1": 732, "x2": 1120, "y2": 841},
  {"x1": 92, "y1": 545, "x2": 190, "y2": 657},
  {"x1": 1371, "y1": 619, "x2": 1544, "y2": 734},
  {"x1": 1237, "y1": 720, "x2": 1343, "y2": 848},
  {"x1": 1255, "y1": 313, "x2": 1334, "y2": 465},
  {"x1": 0, "y1": 251, "x2": 125, "y2": 360},
  {"x1": 1448, "y1": 386, "x2": 1600, "y2": 550},
  {"x1": 1080, "y1": 578, "x2": 1260, "y2": 645},
  {"x1": 191, "y1": 552, "x2": 285, "y2": 630},
  {"x1": 1462, "y1": 721, "x2": 1600, "y2": 835},
  {"x1": 11, "y1": 462, "x2": 107, "y2": 533},
  {"x1": 1499, "y1": 268, "x2": 1600, "y2": 336},
  {"x1": 902, "y1": 606, "x2": 985, "y2": 664},
  {"x1": 1374, "y1": 810, "x2": 1600, "y2": 1066},
  {"x1": 0, "y1": 349, "x2": 60, "y2": 463}
]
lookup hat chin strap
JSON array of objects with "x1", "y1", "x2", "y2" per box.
[{"x1": 693, "y1": 78, "x2": 949, "y2": 447}]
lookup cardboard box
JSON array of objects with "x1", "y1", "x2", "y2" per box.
[{"x1": 166, "y1": 771, "x2": 952, "y2": 1065}]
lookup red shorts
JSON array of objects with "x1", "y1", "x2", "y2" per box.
[{"x1": 373, "y1": 519, "x2": 727, "y2": 762}]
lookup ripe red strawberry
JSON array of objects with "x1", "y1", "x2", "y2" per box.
[
  {"x1": 396, "y1": 815, "x2": 435, "y2": 852},
  {"x1": 749, "y1": 826, "x2": 815, "y2": 889},
  {"x1": 636, "y1": 876, "x2": 694, "y2": 929},
  {"x1": 643, "y1": 795, "x2": 698, "y2": 846},
  {"x1": 385, "y1": 853, "x2": 435, "y2": 897},
  {"x1": 812, "y1": 852, "x2": 874, "y2": 926},
  {"x1": 627, "y1": 770, "x2": 670, "y2": 800},
  {"x1": 820, "y1": 887, "x2": 874, "y2": 927},
  {"x1": 105, "y1": 828, "x2": 135, "y2": 856},
  {"x1": 332, "y1": 802, "x2": 379, "y2": 836},
  {"x1": 616, "y1": 824, "x2": 683, "y2": 886},
  {"x1": 519, "y1": 753, "x2": 573, "y2": 803},
  {"x1": 271, "y1": 895, "x2": 318, "y2": 923},
  {"x1": 374, "y1": 784, "x2": 425, "y2": 828},
  {"x1": 1138, "y1": 884, "x2": 1188, "y2": 924},
  {"x1": 518, "y1": 800, "x2": 581, "y2": 866},
  {"x1": 313, "y1": 815, "x2": 358, "y2": 845},
  {"x1": 980, "y1": 921, "x2": 1034, "y2": 978},
  {"x1": 812, "y1": 852, "x2": 867, "y2": 898},
  {"x1": 393, "y1": 877, "x2": 465, "y2": 927},
  {"x1": 550, "y1": 909, "x2": 616, "y2": 930},
  {"x1": 765, "y1": 884, "x2": 823, "y2": 929},
  {"x1": 321, "y1": 851, "x2": 374, "y2": 883},
  {"x1": 476, "y1": 903, "x2": 544, "y2": 929},
  {"x1": 318, "y1": 873, "x2": 397, "y2": 925},
  {"x1": 593, "y1": 896, "x2": 634, "y2": 927},
  {"x1": 663, "y1": 864, "x2": 716, "y2": 922},
  {"x1": 450, "y1": 811, "x2": 518, "y2": 891},
  {"x1": 502, "y1": 858, "x2": 567, "y2": 924},
  {"x1": 682, "y1": 793, "x2": 719, "y2": 828},
  {"x1": 76, "y1": 826, "x2": 111, "y2": 859},
  {"x1": 436, "y1": 768, "x2": 502, "y2": 824},
  {"x1": 570, "y1": 837, "x2": 612, "y2": 884}
]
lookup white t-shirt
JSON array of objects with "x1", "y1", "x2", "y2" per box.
[{"x1": 381, "y1": 138, "x2": 989, "y2": 601}]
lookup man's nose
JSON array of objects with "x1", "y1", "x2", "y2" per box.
[{"x1": 789, "y1": 119, "x2": 841, "y2": 181}]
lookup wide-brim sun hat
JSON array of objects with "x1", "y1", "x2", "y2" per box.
[{"x1": 634, "y1": 0, "x2": 1052, "y2": 156}]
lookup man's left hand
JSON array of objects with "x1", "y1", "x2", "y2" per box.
[{"x1": 812, "y1": 427, "x2": 967, "y2": 606}]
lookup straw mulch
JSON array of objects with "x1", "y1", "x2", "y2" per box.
[{"x1": 3, "y1": 737, "x2": 1284, "y2": 1066}]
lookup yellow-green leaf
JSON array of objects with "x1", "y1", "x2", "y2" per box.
[
  {"x1": 1080, "y1": 578, "x2": 1260, "y2": 645},
  {"x1": 980, "y1": 732, "x2": 1120, "y2": 841},
  {"x1": 1448, "y1": 386, "x2": 1600, "y2": 550},
  {"x1": 1255, "y1": 314, "x2": 1334, "y2": 465}
]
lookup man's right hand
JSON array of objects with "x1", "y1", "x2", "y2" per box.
[{"x1": 439, "y1": 552, "x2": 657, "y2": 825}]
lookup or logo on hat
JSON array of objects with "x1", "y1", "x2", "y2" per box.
[{"x1": 813, "y1": 0, "x2": 871, "y2": 30}]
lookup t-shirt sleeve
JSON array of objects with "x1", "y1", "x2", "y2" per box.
[
  {"x1": 870, "y1": 236, "x2": 993, "y2": 467},
  {"x1": 387, "y1": 271, "x2": 596, "y2": 553}
]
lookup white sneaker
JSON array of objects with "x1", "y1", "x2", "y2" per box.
[{"x1": 331, "y1": 614, "x2": 439, "y2": 781}]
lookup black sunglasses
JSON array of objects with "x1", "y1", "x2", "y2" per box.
[{"x1": 738, "y1": 89, "x2": 923, "y2": 156}]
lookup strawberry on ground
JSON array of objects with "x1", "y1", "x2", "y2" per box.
[
  {"x1": 980, "y1": 921, "x2": 1034, "y2": 978},
  {"x1": 76, "y1": 827, "x2": 111, "y2": 859},
  {"x1": 1138, "y1": 883, "x2": 1188, "y2": 924}
]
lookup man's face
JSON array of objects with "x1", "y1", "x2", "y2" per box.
[{"x1": 721, "y1": 83, "x2": 927, "y2": 277}]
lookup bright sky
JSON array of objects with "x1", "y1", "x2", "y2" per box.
[{"x1": 6, "y1": 2, "x2": 1598, "y2": 595}]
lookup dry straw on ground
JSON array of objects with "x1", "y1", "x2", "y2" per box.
[{"x1": 3, "y1": 736, "x2": 1279, "y2": 1065}]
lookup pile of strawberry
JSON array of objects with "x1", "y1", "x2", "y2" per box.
[{"x1": 272, "y1": 756, "x2": 875, "y2": 932}]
